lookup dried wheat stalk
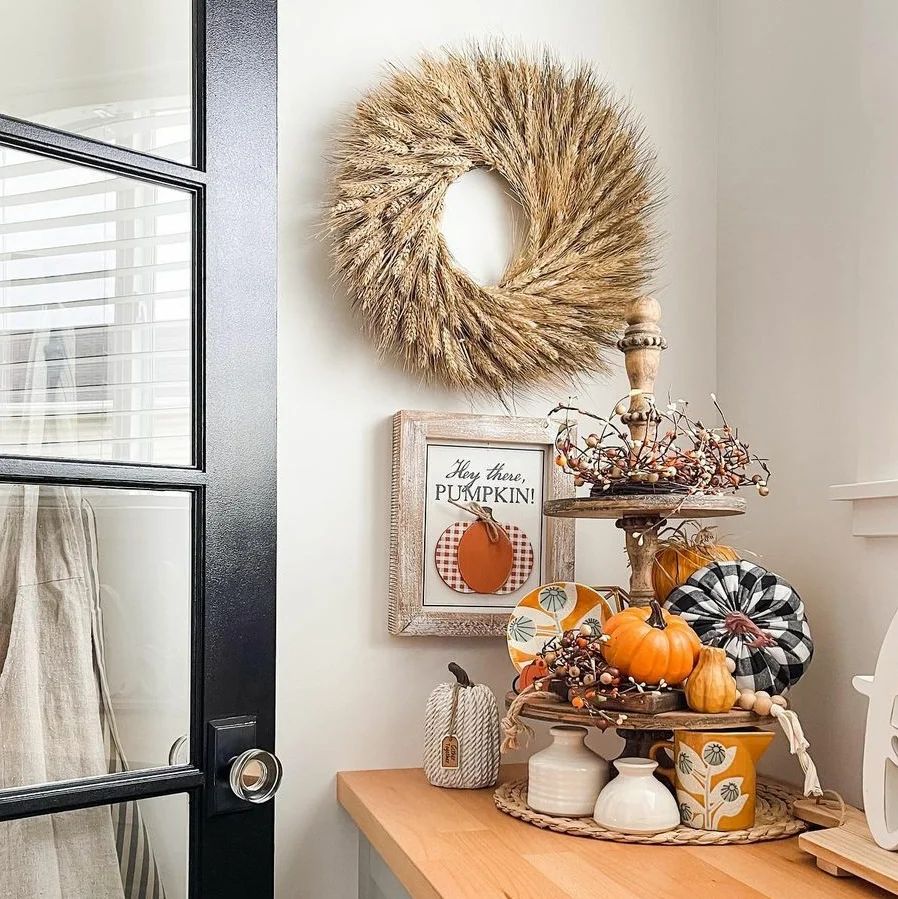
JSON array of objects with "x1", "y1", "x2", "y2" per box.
[{"x1": 328, "y1": 45, "x2": 662, "y2": 394}]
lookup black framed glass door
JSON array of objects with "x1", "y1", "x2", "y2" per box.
[{"x1": 0, "y1": 1, "x2": 277, "y2": 896}]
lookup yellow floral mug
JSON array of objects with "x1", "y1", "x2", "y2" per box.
[{"x1": 649, "y1": 729, "x2": 774, "y2": 831}]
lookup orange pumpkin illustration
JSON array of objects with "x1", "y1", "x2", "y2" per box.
[{"x1": 456, "y1": 519, "x2": 513, "y2": 593}]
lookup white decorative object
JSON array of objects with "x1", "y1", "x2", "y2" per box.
[
  {"x1": 526, "y1": 726, "x2": 609, "y2": 816},
  {"x1": 593, "y1": 758, "x2": 680, "y2": 835},
  {"x1": 424, "y1": 663, "x2": 499, "y2": 789},
  {"x1": 854, "y1": 605, "x2": 898, "y2": 850}
]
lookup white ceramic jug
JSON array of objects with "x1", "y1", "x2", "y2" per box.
[
  {"x1": 593, "y1": 757, "x2": 680, "y2": 834},
  {"x1": 527, "y1": 725, "x2": 609, "y2": 816}
]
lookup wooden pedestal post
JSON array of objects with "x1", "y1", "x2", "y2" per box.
[
  {"x1": 618, "y1": 297, "x2": 667, "y2": 606},
  {"x1": 618, "y1": 515, "x2": 663, "y2": 607},
  {"x1": 618, "y1": 296, "x2": 666, "y2": 444}
]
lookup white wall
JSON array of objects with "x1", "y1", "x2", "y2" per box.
[
  {"x1": 277, "y1": 2, "x2": 718, "y2": 896},
  {"x1": 717, "y1": 0, "x2": 898, "y2": 802}
]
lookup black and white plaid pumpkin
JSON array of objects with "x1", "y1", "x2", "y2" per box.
[{"x1": 667, "y1": 560, "x2": 812, "y2": 695}]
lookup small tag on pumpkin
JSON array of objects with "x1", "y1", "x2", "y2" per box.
[{"x1": 440, "y1": 734, "x2": 460, "y2": 769}]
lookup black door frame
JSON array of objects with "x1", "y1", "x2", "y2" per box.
[{"x1": 0, "y1": 2, "x2": 278, "y2": 896}]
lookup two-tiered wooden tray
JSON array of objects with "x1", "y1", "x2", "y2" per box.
[
  {"x1": 546, "y1": 493, "x2": 744, "y2": 607},
  {"x1": 508, "y1": 296, "x2": 773, "y2": 751}
]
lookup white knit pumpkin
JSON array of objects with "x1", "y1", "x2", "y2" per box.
[{"x1": 424, "y1": 663, "x2": 499, "y2": 789}]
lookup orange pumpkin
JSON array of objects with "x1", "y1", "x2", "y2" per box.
[
  {"x1": 652, "y1": 525, "x2": 738, "y2": 602},
  {"x1": 602, "y1": 601, "x2": 701, "y2": 685},
  {"x1": 516, "y1": 658, "x2": 547, "y2": 691}
]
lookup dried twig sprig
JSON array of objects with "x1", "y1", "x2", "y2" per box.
[
  {"x1": 548, "y1": 392, "x2": 771, "y2": 497},
  {"x1": 328, "y1": 45, "x2": 662, "y2": 394},
  {"x1": 531, "y1": 625, "x2": 670, "y2": 726}
]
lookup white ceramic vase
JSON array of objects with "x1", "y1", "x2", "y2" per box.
[
  {"x1": 593, "y1": 758, "x2": 680, "y2": 835},
  {"x1": 527, "y1": 726, "x2": 609, "y2": 817}
]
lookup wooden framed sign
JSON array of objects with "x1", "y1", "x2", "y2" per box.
[{"x1": 389, "y1": 411, "x2": 575, "y2": 636}]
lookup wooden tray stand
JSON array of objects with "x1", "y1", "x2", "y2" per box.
[
  {"x1": 532, "y1": 296, "x2": 758, "y2": 749},
  {"x1": 800, "y1": 808, "x2": 898, "y2": 895},
  {"x1": 506, "y1": 690, "x2": 775, "y2": 758},
  {"x1": 543, "y1": 296, "x2": 746, "y2": 610}
]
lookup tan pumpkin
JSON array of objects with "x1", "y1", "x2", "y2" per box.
[
  {"x1": 652, "y1": 523, "x2": 738, "y2": 602},
  {"x1": 685, "y1": 646, "x2": 738, "y2": 713},
  {"x1": 601, "y1": 601, "x2": 701, "y2": 686}
]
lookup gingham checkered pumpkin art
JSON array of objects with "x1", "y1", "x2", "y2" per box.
[
  {"x1": 666, "y1": 561, "x2": 813, "y2": 696},
  {"x1": 435, "y1": 521, "x2": 534, "y2": 594}
]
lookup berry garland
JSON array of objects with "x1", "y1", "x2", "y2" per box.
[
  {"x1": 529, "y1": 625, "x2": 674, "y2": 726},
  {"x1": 550, "y1": 393, "x2": 771, "y2": 497}
]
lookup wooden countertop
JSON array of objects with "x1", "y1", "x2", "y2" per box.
[{"x1": 337, "y1": 766, "x2": 888, "y2": 899}]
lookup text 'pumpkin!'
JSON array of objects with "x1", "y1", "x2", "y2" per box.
[
  {"x1": 602, "y1": 601, "x2": 701, "y2": 686},
  {"x1": 456, "y1": 520, "x2": 513, "y2": 593}
]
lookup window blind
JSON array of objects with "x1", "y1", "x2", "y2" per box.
[{"x1": 0, "y1": 102, "x2": 192, "y2": 465}]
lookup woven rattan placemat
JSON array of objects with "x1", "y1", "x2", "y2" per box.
[{"x1": 494, "y1": 778, "x2": 807, "y2": 845}]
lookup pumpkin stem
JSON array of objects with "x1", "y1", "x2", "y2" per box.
[
  {"x1": 723, "y1": 611, "x2": 776, "y2": 649},
  {"x1": 647, "y1": 600, "x2": 667, "y2": 630},
  {"x1": 448, "y1": 662, "x2": 473, "y2": 687},
  {"x1": 660, "y1": 520, "x2": 716, "y2": 549}
]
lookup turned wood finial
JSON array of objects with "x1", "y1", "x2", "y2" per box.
[
  {"x1": 618, "y1": 297, "x2": 667, "y2": 607},
  {"x1": 618, "y1": 296, "x2": 666, "y2": 443}
]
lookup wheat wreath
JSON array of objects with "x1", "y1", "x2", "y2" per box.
[{"x1": 328, "y1": 46, "x2": 661, "y2": 394}]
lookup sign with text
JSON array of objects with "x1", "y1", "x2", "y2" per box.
[{"x1": 423, "y1": 442, "x2": 545, "y2": 610}]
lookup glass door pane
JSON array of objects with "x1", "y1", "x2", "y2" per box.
[
  {"x1": 0, "y1": 793, "x2": 189, "y2": 898},
  {"x1": 0, "y1": 484, "x2": 191, "y2": 791},
  {"x1": 0, "y1": 147, "x2": 193, "y2": 464},
  {"x1": 0, "y1": 1, "x2": 192, "y2": 164}
]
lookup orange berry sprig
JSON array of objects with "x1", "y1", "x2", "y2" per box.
[{"x1": 549, "y1": 393, "x2": 770, "y2": 497}]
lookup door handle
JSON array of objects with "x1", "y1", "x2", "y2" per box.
[
  {"x1": 208, "y1": 716, "x2": 281, "y2": 814},
  {"x1": 228, "y1": 748, "x2": 282, "y2": 804}
]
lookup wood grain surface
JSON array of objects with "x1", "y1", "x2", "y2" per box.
[
  {"x1": 544, "y1": 493, "x2": 746, "y2": 520},
  {"x1": 337, "y1": 766, "x2": 887, "y2": 899},
  {"x1": 507, "y1": 690, "x2": 773, "y2": 731},
  {"x1": 800, "y1": 806, "x2": 898, "y2": 893}
]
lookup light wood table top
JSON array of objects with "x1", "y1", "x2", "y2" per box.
[{"x1": 337, "y1": 765, "x2": 888, "y2": 899}]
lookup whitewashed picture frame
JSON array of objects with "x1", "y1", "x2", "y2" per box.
[{"x1": 389, "y1": 410, "x2": 575, "y2": 636}]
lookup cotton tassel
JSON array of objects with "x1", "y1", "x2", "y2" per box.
[{"x1": 771, "y1": 705, "x2": 822, "y2": 797}]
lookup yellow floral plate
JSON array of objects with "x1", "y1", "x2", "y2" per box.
[{"x1": 506, "y1": 582, "x2": 623, "y2": 672}]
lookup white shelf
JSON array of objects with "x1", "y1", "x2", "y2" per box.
[
  {"x1": 830, "y1": 480, "x2": 898, "y2": 536},
  {"x1": 829, "y1": 480, "x2": 898, "y2": 501}
]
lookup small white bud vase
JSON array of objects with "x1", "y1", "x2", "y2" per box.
[
  {"x1": 593, "y1": 758, "x2": 680, "y2": 834},
  {"x1": 526, "y1": 726, "x2": 609, "y2": 816}
]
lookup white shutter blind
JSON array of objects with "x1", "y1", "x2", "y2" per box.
[{"x1": 0, "y1": 102, "x2": 193, "y2": 465}]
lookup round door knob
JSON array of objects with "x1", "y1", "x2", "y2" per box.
[
  {"x1": 168, "y1": 735, "x2": 189, "y2": 766},
  {"x1": 228, "y1": 749, "x2": 282, "y2": 804}
]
